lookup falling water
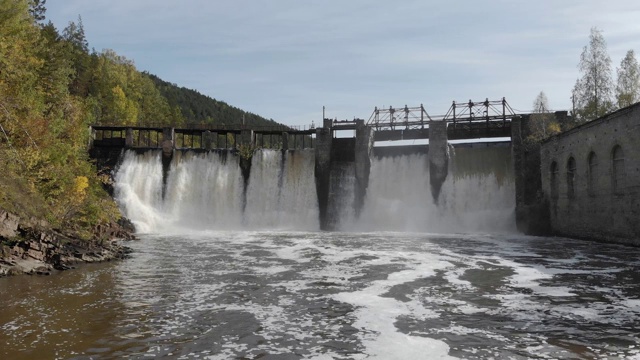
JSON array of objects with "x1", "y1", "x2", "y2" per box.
[
  {"x1": 114, "y1": 146, "x2": 514, "y2": 233},
  {"x1": 351, "y1": 146, "x2": 516, "y2": 233},
  {"x1": 244, "y1": 149, "x2": 319, "y2": 230},
  {"x1": 114, "y1": 149, "x2": 319, "y2": 232}
]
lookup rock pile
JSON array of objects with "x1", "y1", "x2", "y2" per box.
[{"x1": 0, "y1": 210, "x2": 133, "y2": 277}]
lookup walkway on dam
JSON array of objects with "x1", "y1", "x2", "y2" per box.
[{"x1": 89, "y1": 98, "x2": 520, "y2": 151}]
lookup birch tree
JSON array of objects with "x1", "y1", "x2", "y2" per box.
[
  {"x1": 572, "y1": 27, "x2": 614, "y2": 121},
  {"x1": 615, "y1": 49, "x2": 640, "y2": 108}
]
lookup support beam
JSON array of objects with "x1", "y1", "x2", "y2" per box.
[
  {"x1": 161, "y1": 127, "x2": 174, "y2": 199},
  {"x1": 203, "y1": 130, "x2": 214, "y2": 150},
  {"x1": 428, "y1": 121, "x2": 449, "y2": 203},
  {"x1": 125, "y1": 128, "x2": 134, "y2": 148},
  {"x1": 354, "y1": 120, "x2": 374, "y2": 218},
  {"x1": 314, "y1": 124, "x2": 332, "y2": 230},
  {"x1": 239, "y1": 129, "x2": 255, "y2": 148}
]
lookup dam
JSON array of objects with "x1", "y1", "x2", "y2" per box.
[
  {"x1": 91, "y1": 98, "x2": 519, "y2": 233},
  {"x1": 4, "y1": 102, "x2": 640, "y2": 359}
]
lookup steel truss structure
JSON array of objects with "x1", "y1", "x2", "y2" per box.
[
  {"x1": 368, "y1": 105, "x2": 432, "y2": 130},
  {"x1": 367, "y1": 98, "x2": 515, "y2": 131}
]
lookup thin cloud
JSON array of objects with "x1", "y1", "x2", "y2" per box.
[{"x1": 44, "y1": 0, "x2": 640, "y2": 124}]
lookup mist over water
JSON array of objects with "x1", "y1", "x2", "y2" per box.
[{"x1": 114, "y1": 147, "x2": 515, "y2": 233}]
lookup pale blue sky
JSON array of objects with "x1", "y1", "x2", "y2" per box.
[{"x1": 45, "y1": 0, "x2": 640, "y2": 126}]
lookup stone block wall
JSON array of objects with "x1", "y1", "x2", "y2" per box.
[{"x1": 540, "y1": 104, "x2": 640, "y2": 245}]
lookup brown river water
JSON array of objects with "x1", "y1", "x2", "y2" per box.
[{"x1": 2, "y1": 231, "x2": 640, "y2": 359}]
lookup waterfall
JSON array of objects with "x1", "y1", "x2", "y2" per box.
[
  {"x1": 350, "y1": 147, "x2": 516, "y2": 233},
  {"x1": 114, "y1": 149, "x2": 319, "y2": 233},
  {"x1": 113, "y1": 146, "x2": 515, "y2": 234},
  {"x1": 244, "y1": 150, "x2": 319, "y2": 230}
]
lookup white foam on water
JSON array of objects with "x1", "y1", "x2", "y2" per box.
[{"x1": 331, "y1": 253, "x2": 458, "y2": 360}]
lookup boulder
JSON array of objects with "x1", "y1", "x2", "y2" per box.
[{"x1": 0, "y1": 210, "x2": 19, "y2": 238}]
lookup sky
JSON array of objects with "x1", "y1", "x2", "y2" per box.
[{"x1": 44, "y1": 0, "x2": 640, "y2": 127}]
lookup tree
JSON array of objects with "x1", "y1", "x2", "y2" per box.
[
  {"x1": 62, "y1": 15, "x2": 88, "y2": 52},
  {"x1": 572, "y1": 27, "x2": 615, "y2": 121},
  {"x1": 528, "y1": 91, "x2": 560, "y2": 142},
  {"x1": 28, "y1": 0, "x2": 46, "y2": 24},
  {"x1": 615, "y1": 49, "x2": 640, "y2": 108}
]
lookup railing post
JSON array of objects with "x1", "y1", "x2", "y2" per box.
[
  {"x1": 452, "y1": 101, "x2": 457, "y2": 130},
  {"x1": 485, "y1": 98, "x2": 490, "y2": 137}
]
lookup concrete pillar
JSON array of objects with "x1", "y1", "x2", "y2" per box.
[
  {"x1": 203, "y1": 130, "x2": 214, "y2": 150},
  {"x1": 511, "y1": 115, "x2": 550, "y2": 235},
  {"x1": 315, "y1": 125, "x2": 333, "y2": 230},
  {"x1": 428, "y1": 121, "x2": 449, "y2": 203},
  {"x1": 162, "y1": 127, "x2": 174, "y2": 156},
  {"x1": 239, "y1": 129, "x2": 255, "y2": 148},
  {"x1": 161, "y1": 127, "x2": 174, "y2": 199},
  {"x1": 282, "y1": 132, "x2": 289, "y2": 150},
  {"x1": 125, "y1": 128, "x2": 134, "y2": 148},
  {"x1": 354, "y1": 120, "x2": 374, "y2": 217},
  {"x1": 88, "y1": 126, "x2": 95, "y2": 150}
]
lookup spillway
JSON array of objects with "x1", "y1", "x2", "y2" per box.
[{"x1": 114, "y1": 146, "x2": 515, "y2": 233}]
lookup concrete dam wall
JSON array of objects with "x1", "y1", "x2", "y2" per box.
[{"x1": 105, "y1": 124, "x2": 515, "y2": 233}]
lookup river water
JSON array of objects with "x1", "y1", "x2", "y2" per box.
[
  {"x1": 2, "y1": 149, "x2": 640, "y2": 359},
  {"x1": 2, "y1": 231, "x2": 640, "y2": 359}
]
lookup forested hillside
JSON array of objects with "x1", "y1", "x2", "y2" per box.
[
  {"x1": 0, "y1": 0, "x2": 279, "y2": 239},
  {"x1": 147, "y1": 73, "x2": 281, "y2": 128}
]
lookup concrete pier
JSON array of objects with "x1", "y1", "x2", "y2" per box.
[
  {"x1": 354, "y1": 120, "x2": 374, "y2": 217},
  {"x1": 239, "y1": 129, "x2": 255, "y2": 148},
  {"x1": 125, "y1": 128, "x2": 134, "y2": 148},
  {"x1": 161, "y1": 127, "x2": 175, "y2": 198},
  {"x1": 428, "y1": 120, "x2": 449, "y2": 203},
  {"x1": 314, "y1": 119, "x2": 333, "y2": 230}
]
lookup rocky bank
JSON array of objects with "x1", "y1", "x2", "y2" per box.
[{"x1": 0, "y1": 209, "x2": 134, "y2": 277}]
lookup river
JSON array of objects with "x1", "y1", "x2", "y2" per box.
[
  {"x1": 2, "y1": 231, "x2": 640, "y2": 359},
  {"x1": 1, "y1": 149, "x2": 639, "y2": 359}
]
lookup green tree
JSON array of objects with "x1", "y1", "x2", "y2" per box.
[
  {"x1": 62, "y1": 15, "x2": 88, "y2": 52},
  {"x1": 572, "y1": 27, "x2": 614, "y2": 121},
  {"x1": 0, "y1": 0, "x2": 44, "y2": 145},
  {"x1": 28, "y1": 0, "x2": 46, "y2": 24},
  {"x1": 62, "y1": 15, "x2": 92, "y2": 96},
  {"x1": 615, "y1": 49, "x2": 640, "y2": 108},
  {"x1": 0, "y1": 0, "x2": 121, "y2": 234}
]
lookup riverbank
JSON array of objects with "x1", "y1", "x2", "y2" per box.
[{"x1": 0, "y1": 209, "x2": 134, "y2": 277}]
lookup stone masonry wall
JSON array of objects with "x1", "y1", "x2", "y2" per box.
[{"x1": 540, "y1": 104, "x2": 640, "y2": 245}]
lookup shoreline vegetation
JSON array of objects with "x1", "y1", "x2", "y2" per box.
[{"x1": 0, "y1": 0, "x2": 283, "y2": 277}]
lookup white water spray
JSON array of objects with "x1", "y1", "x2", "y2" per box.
[
  {"x1": 114, "y1": 146, "x2": 515, "y2": 234},
  {"x1": 114, "y1": 149, "x2": 319, "y2": 232},
  {"x1": 244, "y1": 150, "x2": 319, "y2": 230},
  {"x1": 351, "y1": 151, "x2": 516, "y2": 233}
]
